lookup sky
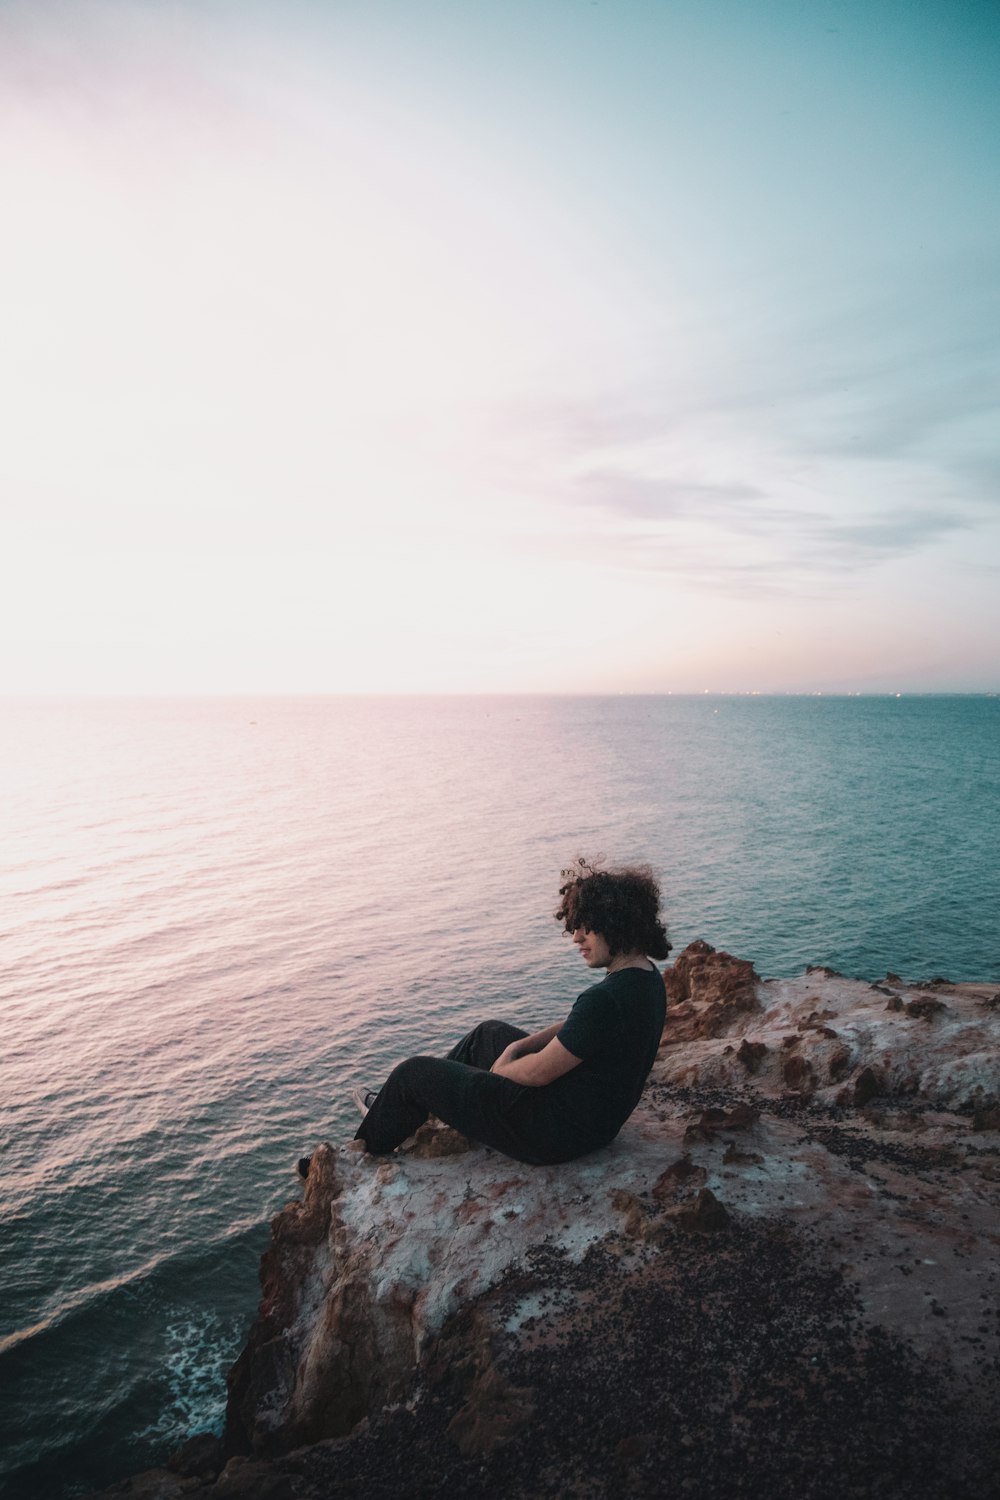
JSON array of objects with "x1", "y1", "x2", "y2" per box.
[{"x1": 1, "y1": 0, "x2": 998, "y2": 694}]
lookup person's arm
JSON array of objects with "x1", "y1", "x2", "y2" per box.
[
  {"x1": 490, "y1": 1022, "x2": 561, "y2": 1074},
  {"x1": 490, "y1": 1033, "x2": 582, "y2": 1086}
]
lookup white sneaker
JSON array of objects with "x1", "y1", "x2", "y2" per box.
[{"x1": 352, "y1": 1086, "x2": 378, "y2": 1118}]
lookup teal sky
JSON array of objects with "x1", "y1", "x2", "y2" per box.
[{"x1": 1, "y1": 0, "x2": 997, "y2": 691}]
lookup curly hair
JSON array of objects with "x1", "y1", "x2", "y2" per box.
[{"x1": 554, "y1": 857, "x2": 671, "y2": 961}]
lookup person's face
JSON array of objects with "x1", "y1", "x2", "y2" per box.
[{"x1": 572, "y1": 927, "x2": 612, "y2": 968}]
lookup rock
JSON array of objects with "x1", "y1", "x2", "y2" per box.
[
  {"x1": 439, "y1": 1321, "x2": 535, "y2": 1456},
  {"x1": 674, "y1": 1187, "x2": 730, "y2": 1233},
  {"x1": 166, "y1": 1433, "x2": 225, "y2": 1480},
  {"x1": 213, "y1": 1456, "x2": 293, "y2": 1498},
  {"x1": 683, "y1": 1103, "x2": 758, "y2": 1142},
  {"x1": 662, "y1": 940, "x2": 761, "y2": 1040},
  {"x1": 199, "y1": 955, "x2": 1000, "y2": 1500},
  {"x1": 828, "y1": 1046, "x2": 852, "y2": 1081},
  {"x1": 722, "y1": 1142, "x2": 764, "y2": 1165},
  {"x1": 404, "y1": 1122, "x2": 472, "y2": 1157},
  {"x1": 906, "y1": 997, "x2": 948, "y2": 1020},
  {"x1": 783, "y1": 1055, "x2": 816, "y2": 1093},
  {"x1": 853, "y1": 1067, "x2": 884, "y2": 1106},
  {"x1": 653, "y1": 1156, "x2": 707, "y2": 1196},
  {"x1": 736, "y1": 1038, "x2": 768, "y2": 1072},
  {"x1": 97, "y1": 1471, "x2": 193, "y2": 1499}
]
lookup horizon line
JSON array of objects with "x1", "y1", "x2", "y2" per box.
[{"x1": 3, "y1": 689, "x2": 997, "y2": 701}]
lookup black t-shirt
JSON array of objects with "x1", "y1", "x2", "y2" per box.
[{"x1": 551, "y1": 965, "x2": 666, "y2": 1147}]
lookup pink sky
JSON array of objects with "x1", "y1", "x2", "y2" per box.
[{"x1": 1, "y1": 0, "x2": 997, "y2": 694}]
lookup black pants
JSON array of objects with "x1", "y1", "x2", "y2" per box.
[{"x1": 354, "y1": 1020, "x2": 589, "y2": 1166}]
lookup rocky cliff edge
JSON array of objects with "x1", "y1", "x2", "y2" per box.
[{"x1": 101, "y1": 944, "x2": 1000, "y2": 1500}]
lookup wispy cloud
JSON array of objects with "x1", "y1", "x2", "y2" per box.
[{"x1": 499, "y1": 246, "x2": 999, "y2": 600}]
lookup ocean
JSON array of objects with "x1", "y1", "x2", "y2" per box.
[{"x1": 1, "y1": 694, "x2": 997, "y2": 1498}]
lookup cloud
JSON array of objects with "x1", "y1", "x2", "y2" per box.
[
  {"x1": 497, "y1": 246, "x2": 999, "y2": 599},
  {"x1": 573, "y1": 472, "x2": 769, "y2": 523}
]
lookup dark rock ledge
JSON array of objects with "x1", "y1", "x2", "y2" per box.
[{"x1": 96, "y1": 945, "x2": 1000, "y2": 1500}]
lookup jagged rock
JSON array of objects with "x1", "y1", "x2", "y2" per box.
[
  {"x1": 166, "y1": 1433, "x2": 225, "y2": 1480},
  {"x1": 661, "y1": 940, "x2": 761, "y2": 1040},
  {"x1": 405, "y1": 1121, "x2": 472, "y2": 1157},
  {"x1": 854, "y1": 1066, "x2": 883, "y2": 1106},
  {"x1": 736, "y1": 1038, "x2": 768, "y2": 1072},
  {"x1": 653, "y1": 1155, "x2": 707, "y2": 1196},
  {"x1": 130, "y1": 956, "x2": 994, "y2": 1500},
  {"x1": 673, "y1": 1187, "x2": 730, "y2": 1232},
  {"x1": 905, "y1": 997, "x2": 948, "y2": 1020},
  {"x1": 722, "y1": 1142, "x2": 764, "y2": 1165},
  {"x1": 213, "y1": 1456, "x2": 293, "y2": 1498},
  {"x1": 782, "y1": 1055, "x2": 816, "y2": 1093},
  {"x1": 828, "y1": 1046, "x2": 852, "y2": 1081},
  {"x1": 682, "y1": 1103, "x2": 758, "y2": 1142}
]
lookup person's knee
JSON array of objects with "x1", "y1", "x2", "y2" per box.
[
  {"x1": 391, "y1": 1055, "x2": 439, "y2": 1091},
  {"x1": 471, "y1": 1020, "x2": 510, "y2": 1042}
]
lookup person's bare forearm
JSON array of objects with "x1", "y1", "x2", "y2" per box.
[
  {"x1": 516, "y1": 1022, "x2": 562, "y2": 1055},
  {"x1": 493, "y1": 1034, "x2": 582, "y2": 1086},
  {"x1": 489, "y1": 1022, "x2": 564, "y2": 1080}
]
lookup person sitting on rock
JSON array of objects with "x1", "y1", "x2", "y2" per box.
[{"x1": 301, "y1": 859, "x2": 670, "y2": 1172}]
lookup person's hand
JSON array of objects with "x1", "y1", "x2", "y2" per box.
[{"x1": 490, "y1": 1040, "x2": 524, "y2": 1074}]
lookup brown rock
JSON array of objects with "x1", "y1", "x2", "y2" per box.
[
  {"x1": 611, "y1": 1188, "x2": 644, "y2": 1237},
  {"x1": 683, "y1": 1103, "x2": 758, "y2": 1142},
  {"x1": 426, "y1": 1314, "x2": 535, "y2": 1458},
  {"x1": 674, "y1": 1188, "x2": 730, "y2": 1233},
  {"x1": 661, "y1": 940, "x2": 760, "y2": 1041},
  {"x1": 973, "y1": 1105, "x2": 1000, "y2": 1131},
  {"x1": 906, "y1": 997, "x2": 948, "y2": 1020},
  {"x1": 405, "y1": 1123, "x2": 472, "y2": 1157},
  {"x1": 885, "y1": 995, "x2": 904, "y2": 1012},
  {"x1": 653, "y1": 1156, "x2": 707, "y2": 1197},
  {"x1": 783, "y1": 1055, "x2": 816, "y2": 1093},
  {"x1": 828, "y1": 1047, "x2": 852, "y2": 1082},
  {"x1": 798, "y1": 1007, "x2": 838, "y2": 1027},
  {"x1": 853, "y1": 1067, "x2": 883, "y2": 1106},
  {"x1": 737, "y1": 1039, "x2": 768, "y2": 1072},
  {"x1": 445, "y1": 1349, "x2": 534, "y2": 1456},
  {"x1": 723, "y1": 1142, "x2": 764, "y2": 1165}
]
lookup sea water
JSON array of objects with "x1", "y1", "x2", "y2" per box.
[{"x1": 1, "y1": 694, "x2": 997, "y2": 1497}]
